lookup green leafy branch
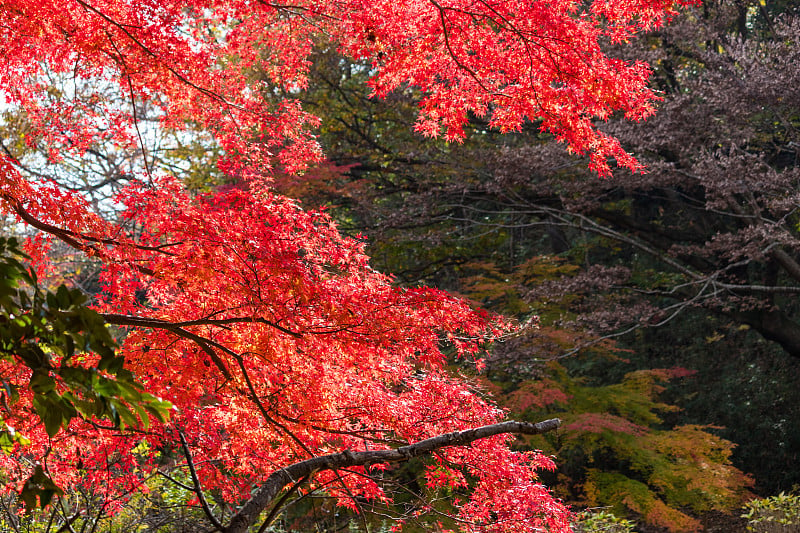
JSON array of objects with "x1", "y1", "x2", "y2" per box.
[{"x1": 0, "y1": 236, "x2": 171, "y2": 508}]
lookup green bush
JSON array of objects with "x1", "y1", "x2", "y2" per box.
[
  {"x1": 572, "y1": 509, "x2": 637, "y2": 533},
  {"x1": 742, "y1": 492, "x2": 800, "y2": 532}
]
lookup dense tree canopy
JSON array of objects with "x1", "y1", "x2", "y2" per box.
[
  {"x1": 0, "y1": 0, "x2": 700, "y2": 530},
  {"x1": 281, "y1": 0, "x2": 800, "y2": 507}
]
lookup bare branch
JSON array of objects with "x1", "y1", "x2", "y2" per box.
[{"x1": 771, "y1": 248, "x2": 800, "y2": 283}]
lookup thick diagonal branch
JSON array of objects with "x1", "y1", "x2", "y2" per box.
[{"x1": 224, "y1": 418, "x2": 561, "y2": 533}]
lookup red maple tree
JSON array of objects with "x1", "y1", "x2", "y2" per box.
[{"x1": 0, "y1": 0, "x2": 691, "y2": 530}]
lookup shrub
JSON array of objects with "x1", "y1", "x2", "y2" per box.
[
  {"x1": 742, "y1": 492, "x2": 800, "y2": 533},
  {"x1": 572, "y1": 509, "x2": 637, "y2": 533}
]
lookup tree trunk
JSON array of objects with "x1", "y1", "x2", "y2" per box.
[{"x1": 736, "y1": 309, "x2": 800, "y2": 359}]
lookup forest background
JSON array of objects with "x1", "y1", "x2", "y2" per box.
[
  {"x1": 0, "y1": 0, "x2": 798, "y2": 531},
  {"x1": 270, "y1": 0, "x2": 800, "y2": 529},
  {"x1": 272, "y1": 1, "x2": 800, "y2": 530}
]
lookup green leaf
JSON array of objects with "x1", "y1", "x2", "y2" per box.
[
  {"x1": 30, "y1": 370, "x2": 55, "y2": 395},
  {"x1": 45, "y1": 291, "x2": 57, "y2": 310},
  {"x1": 113, "y1": 400, "x2": 139, "y2": 429},
  {"x1": 56, "y1": 285, "x2": 71, "y2": 309},
  {"x1": 132, "y1": 401, "x2": 150, "y2": 430},
  {"x1": 93, "y1": 378, "x2": 121, "y2": 398},
  {"x1": 20, "y1": 465, "x2": 63, "y2": 511},
  {"x1": 33, "y1": 396, "x2": 63, "y2": 438}
]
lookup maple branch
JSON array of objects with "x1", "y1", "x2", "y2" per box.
[
  {"x1": 427, "y1": 0, "x2": 500, "y2": 97},
  {"x1": 105, "y1": 313, "x2": 316, "y2": 454},
  {"x1": 1, "y1": 139, "x2": 50, "y2": 181},
  {"x1": 460, "y1": 202, "x2": 800, "y2": 295},
  {"x1": 0, "y1": 194, "x2": 101, "y2": 257},
  {"x1": 102, "y1": 313, "x2": 307, "y2": 384},
  {"x1": 0, "y1": 192, "x2": 191, "y2": 282},
  {"x1": 257, "y1": 0, "x2": 338, "y2": 21},
  {"x1": 224, "y1": 418, "x2": 561, "y2": 533},
  {"x1": 1, "y1": 194, "x2": 176, "y2": 259},
  {"x1": 73, "y1": 0, "x2": 246, "y2": 112},
  {"x1": 102, "y1": 314, "x2": 234, "y2": 381},
  {"x1": 179, "y1": 431, "x2": 225, "y2": 531},
  {"x1": 102, "y1": 313, "x2": 302, "y2": 339},
  {"x1": 104, "y1": 30, "x2": 153, "y2": 183},
  {"x1": 158, "y1": 471, "x2": 195, "y2": 492},
  {"x1": 560, "y1": 211, "x2": 800, "y2": 294}
]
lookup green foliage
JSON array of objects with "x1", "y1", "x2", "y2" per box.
[
  {"x1": 625, "y1": 319, "x2": 800, "y2": 496},
  {"x1": 18, "y1": 466, "x2": 62, "y2": 510},
  {"x1": 461, "y1": 257, "x2": 579, "y2": 316},
  {"x1": 495, "y1": 360, "x2": 752, "y2": 532},
  {"x1": 572, "y1": 509, "x2": 637, "y2": 532},
  {"x1": 98, "y1": 471, "x2": 210, "y2": 533},
  {"x1": 0, "y1": 466, "x2": 209, "y2": 532},
  {"x1": 742, "y1": 492, "x2": 800, "y2": 532},
  {"x1": 0, "y1": 237, "x2": 171, "y2": 434},
  {"x1": 0, "y1": 237, "x2": 171, "y2": 508}
]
